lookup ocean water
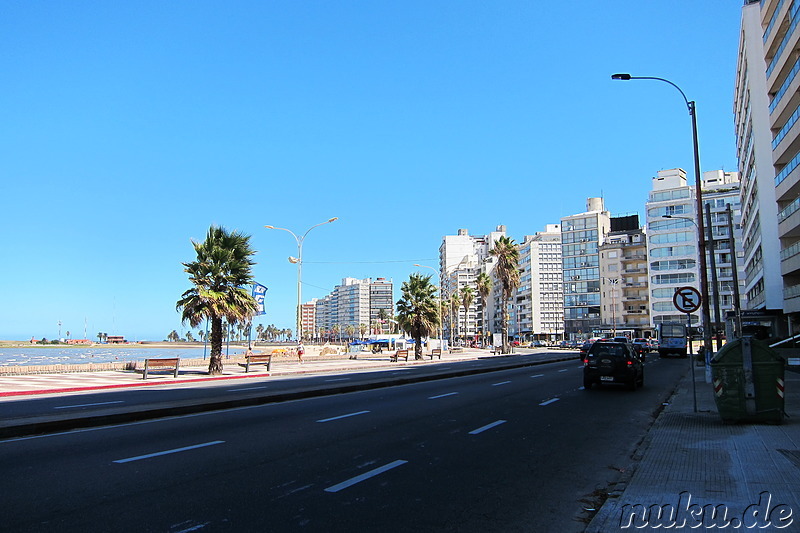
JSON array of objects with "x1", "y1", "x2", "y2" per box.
[{"x1": 0, "y1": 346, "x2": 223, "y2": 366}]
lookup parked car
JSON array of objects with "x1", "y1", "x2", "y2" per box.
[
  {"x1": 530, "y1": 340, "x2": 545, "y2": 348},
  {"x1": 579, "y1": 340, "x2": 594, "y2": 357},
  {"x1": 583, "y1": 340, "x2": 644, "y2": 391}
]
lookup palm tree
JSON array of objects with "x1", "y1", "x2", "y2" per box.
[
  {"x1": 331, "y1": 324, "x2": 340, "y2": 344},
  {"x1": 396, "y1": 273, "x2": 439, "y2": 360},
  {"x1": 359, "y1": 323, "x2": 368, "y2": 339},
  {"x1": 449, "y1": 293, "x2": 461, "y2": 344},
  {"x1": 255, "y1": 324, "x2": 264, "y2": 344},
  {"x1": 461, "y1": 286, "x2": 474, "y2": 346},
  {"x1": 176, "y1": 225, "x2": 258, "y2": 375},
  {"x1": 476, "y1": 272, "x2": 492, "y2": 347},
  {"x1": 345, "y1": 324, "x2": 356, "y2": 342},
  {"x1": 489, "y1": 236, "x2": 520, "y2": 354}
]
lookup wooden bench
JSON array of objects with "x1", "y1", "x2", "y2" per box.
[
  {"x1": 429, "y1": 348, "x2": 442, "y2": 360},
  {"x1": 238, "y1": 353, "x2": 273, "y2": 372},
  {"x1": 450, "y1": 347, "x2": 464, "y2": 353},
  {"x1": 142, "y1": 358, "x2": 179, "y2": 379},
  {"x1": 390, "y1": 349, "x2": 409, "y2": 362}
]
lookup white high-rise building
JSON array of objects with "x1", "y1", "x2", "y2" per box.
[{"x1": 515, "y1": 225, "x2": 563, "y2": 342}]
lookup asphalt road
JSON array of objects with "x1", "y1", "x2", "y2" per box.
[{"x1": 1, "y1": 355, "x2": 686, "y2": 532}]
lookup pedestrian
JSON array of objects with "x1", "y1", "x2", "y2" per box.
[
  {"x1": 244, "y1": 345, "x2": 254, "y2": 359},
  {"x1": 297, "y1": 341, "x2": 305, "y2": 364}
]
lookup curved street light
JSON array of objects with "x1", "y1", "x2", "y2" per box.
[
  {"x1": 265, "y1": 217, "x2": 338, "y2": 342},
  {"x1": 612, "y1": 73, "x2": 712, "y2": 362}
]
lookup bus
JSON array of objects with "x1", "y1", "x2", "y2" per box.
[{"x1": 655, "y1": 322, "x2": 687, "y2": 358}]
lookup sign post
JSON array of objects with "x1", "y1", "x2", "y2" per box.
[{"x1": 673, "y1": 286, "x2": 702, "y2": 413}]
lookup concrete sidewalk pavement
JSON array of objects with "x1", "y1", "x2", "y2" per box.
[{"x1": 587, "y1": 366, "x2": 800, "y2": 531}]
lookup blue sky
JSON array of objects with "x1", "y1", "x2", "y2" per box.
[{"x1": 1, "y1": 1, "x2": 742, "y2": 341}]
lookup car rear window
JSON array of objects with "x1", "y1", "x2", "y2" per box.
[{"x1": 588, "y1": 343, "x2": 629, "y2": 359}]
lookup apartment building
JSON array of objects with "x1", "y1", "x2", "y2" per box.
[
  {"x1": 439, "y1": 226, "x2": 506, "y2": 342},
  {"x1": 733, "y1": 1, "x2": 800, "y2": 332},
  {"x1": 645, "y1": 169, "x2": 744, "y2": 331},
  {"x1": 599, "y1": 215, "x2": 650, "y2": 337},
  {"x1": 514, "y1": 225, "x2": 564, "y2": 342},
  {"x1": 561, "y1": 198, "x2": 612, "y2": 340},
  {"x1": 735, "y1": 1, "x2": 784, "y2": 312},
  {"x1": 309, "y1": 277, "x2": 394, "y2": 339}
]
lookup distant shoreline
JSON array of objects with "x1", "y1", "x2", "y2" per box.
[{"x1": 0, "y1": 341, "x2": 254, "y2": 349}]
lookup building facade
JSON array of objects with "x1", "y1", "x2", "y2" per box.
[
  {"x1": 561, "y1": 198, "x2": 612, "y2": 339},
  {"x1": 514, "y1": 225, "x2": 564, "y2": 342}
]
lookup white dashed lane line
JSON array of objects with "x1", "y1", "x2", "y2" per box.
[
  {"x1": 469, "y1": 420, "x2": 507, "y2": 435},
  {"x1": 114, "y1": 440, "x2": 225, "y2": 464},
  {"x1": 324, "y1": 460, "x2": 408, "y2": 493},
  {"x1": 317, "y1": 410, "x2": 370, "y2": 423},
  {"x1": 531, "y1": 374, "x2": 544, "y2": 378},
  {"x1": 558, "y1": 369, "x2": 568, "y2": 373},
  {"x1": 492, "y1": 381, "x2": 512, "y2": 387},
  {"x1": 539, "y1": 398, "x2": 560, "y2": 406},
  {"x1": 428, "y1": 392, "x2": 459, "y2": 399}
]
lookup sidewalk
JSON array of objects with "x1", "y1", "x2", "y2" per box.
[{"x1": 587, "y1": 366, "x2": 800, "y2": 531}]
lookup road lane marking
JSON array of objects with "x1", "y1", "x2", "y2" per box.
[
  {"x1": 113, "y1": 440, "x2": 225, "y2": 463},
  {"x1": 324, "y1": 378, "x2": 351, "y2": 382},
  {"x1": 317, "y1": 410, "x2": 370, "y2": 423},
  {"x1": 428, "y1": 392, "x2": 459, "y2": 399},
  {"x1": 227, "y1": 386, "x2": 268, "y2": 392},
  {"x1": 469, "y1": 420, "x2": 507, "y2": 435},
  {"x1": 54, "y1": 400, "x2": 125, "y2": 410},
  {"x1": 539, "y1": 398, "x2": 560, "y2": 406},
  {"x1": 324, "y1": 460, "x2": 408, "y2": 493},
  {"x1": 531, "y1": 374, "x2": 544, "y2": 378},
  {"x1": 558, "y1": 369, "x2": 568, "y2": 373},
  {"x1": 492, "y1": 381, "x2": 512, "y2": 386}
]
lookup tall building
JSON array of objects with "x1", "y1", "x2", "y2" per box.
[
  {"x1": 599, "y1": 215, "x2": 650, "y2": 337},
  {"x1": 514, "y1": 225, "x2": 564, "y2": 342},
  {"x1": 734, "y1": 1, "x2": 798, "y2": 333},
  {"x1": 645, "y1": 169, "x2": 744, "y2": 330},
  {"x1": 308, "y1": 277, "x2": 394, "y2": 339},
  {"x1": 561, "y1": 198, "x2": 612, "y2": 340},
  {"x1": 439, "y1": 226, "x2": 506, "y2": 342},
  {"x1": 734, "y1": 1, "x2": 784, "y2": 312}
]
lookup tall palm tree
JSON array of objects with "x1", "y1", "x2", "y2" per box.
[
  {"x1": 396, "y1": 273, "x2": 439, "y2": 360},
  {"x1": 345, "y1": 324, "x2": 356, "y2": 342},
  {"x1": 460, "y1": 286, "x2": 474, "y2": 346},
  {"x1": 359, "y1": 323, "x2": 368, "y2": 339},
  {"x1": 177, "y1": 225, "x2": 258, "y2": 375},
  {"x1": 331, "y1": 324, "x2": 340, "y2": 344},
  {"x1": 489, "y1": 236, "x2": 520, "y2": 354},
  {"x1": 476, "y1": 272, "x2": 492, "y2": 347},
  {"x1": 449, "y1": 293, "x2": 461, "y2": 344}
]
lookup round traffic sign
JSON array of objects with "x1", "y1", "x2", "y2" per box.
[{"x1": 673, "y1": 286, "x2": 701, "y2": 314}]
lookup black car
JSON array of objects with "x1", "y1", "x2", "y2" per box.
[{"x1": 582, "y1": 341, "x2": 644, "y2": 391}]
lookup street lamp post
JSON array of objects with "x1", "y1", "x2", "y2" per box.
[
  {"x1": 613, "y1": 73, "x2": 713, "y2": 359},
  {"x1": 414, "y1": 264, "x2": 444, "y2": 351},
  {"x1": 265, "y1": 217, "x2": 338, "y2": 343}
]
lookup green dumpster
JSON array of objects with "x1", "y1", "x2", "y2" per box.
[{"x1": 710, "y1": 336, "x2": 785, "y2": 424}]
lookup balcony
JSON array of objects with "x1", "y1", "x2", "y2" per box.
[
  {"x1": 621, "y1": 253, "x2": 647, "y2": 262},
  {"x1": 624, "y1": 267, "x2": 646, "y2": 274}
]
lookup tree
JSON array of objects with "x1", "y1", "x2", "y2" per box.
[
  {"x1": 359, "y1": 323, "x2": 368, "y2": 339},
  {"x1": 198, "y1": 329, "x2": 206, "y2": 343},
  {"x1": 489, "y1": 236, "x2": 520, "y2": 354},
  {"x1": 167, "y1": 330, "x2": 179, "y2": 342},
  {"x1": 396, "y1": 273, "x2": 439, "y2": 360},
  {"x1": 186, "y1": 331, "x2": 195, "y2": 342},
  {"x1": 256, "y1": 324, "x2": 264, "y2": 344},
  {"x1": 461, "y1": 286, "x2": 474, "y2": 346},
  {"x1": 177, "y1": 225, "x2": 258, "y2": 375},
  {"x1": 331, "y1": 324, "x2": 340, "y2": 344},
  {"x1": 344, "y1": 324, "x2": 355, "y2": 342},
  {"x1": 476, "y1": 272, "x2": 492, "y2": 347},
  {"x1": 449, "y1": 293, "x2": 461, "y2": 343}
]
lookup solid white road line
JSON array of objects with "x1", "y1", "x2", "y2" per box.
[
  {"x1": 325, "y1": 460, "x2": 408, "y2": 493},
  {"x1": 113, "y1": 440, "x2": 225, "y2": 464},
  {"x1": 531, "y1": 374, "x2": 544, "y2": 378},
  {"x1": 469, "y1": 420, "x2": 507, "y2": 435},
  {"x1": 428, "y1": 392, "x2": 459, "y2": 399},
  {"x1": 492, "y1": 381, "x2": 512, "y2": 386},
  {"x1": 54, "y1": 400, "x2": 125, "y2": 410},
  {"x1": 227, "y1": 386, "x2": 268, "y2": 392},
  {"x1": 317, "y1": 410, "x2": 370, "y2": 423},
  {"x1": 539, "y1": 398, "x2": 560, "y2": 406}
]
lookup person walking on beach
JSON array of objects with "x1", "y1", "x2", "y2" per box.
[{"x1": 297, "y1": 341, "x2": 305, "y2": 364}]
